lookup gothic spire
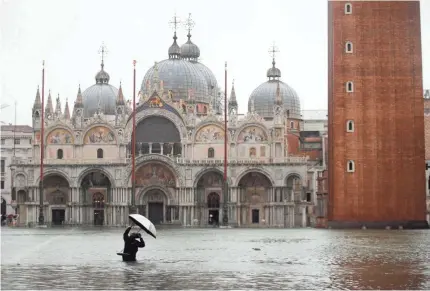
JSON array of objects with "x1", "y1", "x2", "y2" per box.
[
  {"x1": 33, "y1": 86, "x2": 41, "y2": 110},
  {"x1": 116, "y1": 82, "x2": 125, "y2": 105},
  {"x1": 74, "y1": 85, "x2": 84, "y2": 108},
  {"x1": 229, "y1": 79, "x2": 238, "y2": 107},
  {"x1": 64, "y1": 98, "x2": 70, "y2": 120},
  {"x1": 55, "y1": 94, "x2": 62, "y2": 116},
  {"x1": 45, "y1": 90, "x2": 53, "y2": 114}
]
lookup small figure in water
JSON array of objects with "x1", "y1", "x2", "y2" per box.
[{"x1": 122, "y1": 226, "x2": 145, "y2": 262}]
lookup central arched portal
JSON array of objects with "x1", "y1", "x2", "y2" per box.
[
  {"x1": 129, "y1": 116, "x2": 182, "y2": 157},
  {"x1": 237, "y1": 172, "x2": 272, "y2": 225},
  {"x1": 41, "y1": 174, "x2": 70, "y2": 225},
  {"x1": 195, "y1": 171, "x2": 224, "y2": 226},
  {"x1": 80, "y1": 171, "x2": 112, "y2": 225},
  {"x1": 138, "y1": 189, "x2": 167, "y2": 225},
  {"x1": 135, "y1": 162, "x2": 177, "y2": 224}
]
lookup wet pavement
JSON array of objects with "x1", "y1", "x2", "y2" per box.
[{"x1": 1, "y1": 227, "x2": 430, "y2": 290}]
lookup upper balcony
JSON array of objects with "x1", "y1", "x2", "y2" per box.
[{"x1": 175, "y1": 156, "x2": 308, "y2": 166}]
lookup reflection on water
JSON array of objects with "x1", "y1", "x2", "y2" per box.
[{"x1": 1, "y1": 228, "x2": 429, "y2": 290}]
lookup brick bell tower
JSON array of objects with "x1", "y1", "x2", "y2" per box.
[{"x1": 327, "y1": 1, "x2": 428, "y2": 229}]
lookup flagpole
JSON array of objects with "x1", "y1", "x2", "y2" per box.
[
  {"x1": 222, "y1": 61, "x2": 228, "y2": 226},
  {"x1": 131, "y1": 60, "x2": 137, "y2": 214},
  {"x1": 39, "y1": 60, "x2": 45, "y2": 225}
]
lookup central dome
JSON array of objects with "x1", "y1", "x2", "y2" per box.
[
  {"x1": 141, "y1": 59, "x2": 209, "y2": 103},
  {"x1": 141, "y1": 34, "x2": 210, "y2": 104}
]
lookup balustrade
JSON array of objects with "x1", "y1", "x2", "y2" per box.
[{"x1": 127, "y1": 142, "x2": 182, "y2": 158}]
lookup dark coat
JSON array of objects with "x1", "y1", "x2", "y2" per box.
[{"x1": 122, "y1": 226, "x2": 145, "y2": 261}]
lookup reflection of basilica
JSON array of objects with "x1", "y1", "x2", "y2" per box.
[{"x1": 10, "y1": 14, "x2": 322, "y2": 227}]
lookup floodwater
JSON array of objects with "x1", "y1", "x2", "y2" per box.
[{"x1": 1, "y1": 227, "x2": 430, "y2": 290}]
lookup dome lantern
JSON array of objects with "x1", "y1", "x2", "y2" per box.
[
  {"x1": 267, "y1": 43, "x2": 281, "y2": 81},
  {"x1": 168, "y1": 13, "x2": 181, "y2": 59},
  {"x1": 180, "y1": 13, "x2": 200, "y2": 61}
]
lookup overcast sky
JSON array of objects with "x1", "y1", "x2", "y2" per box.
[{"x1": 1, "y1": 0, "x2": 429, "y2": 126}]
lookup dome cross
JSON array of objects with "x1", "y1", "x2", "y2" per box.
[
  {"x1": 98, "y1": 42, "x2": 109, "y2": 69},
  {"x1": 269, "y1": 42, "x2": 279, "y2": 61},
  {"x1": 184, "y1": 13, "x2": 195, "y2": 35},
  {"x1": 169, "y1": 12, "x2": 181, "y2": 33}
]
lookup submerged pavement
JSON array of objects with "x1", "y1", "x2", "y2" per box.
[{"x1": 1, "y1": 227, "x2": 430, "y2": 290}]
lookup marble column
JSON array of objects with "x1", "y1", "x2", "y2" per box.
[
  {"x1": 290, "y1": 206, "x2": 295, "y2": 228},
  {"x1": 301, "y1": 206, "x2": 307, "y2": 227}
]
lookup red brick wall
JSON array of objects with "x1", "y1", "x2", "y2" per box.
[
  {"x1": 328, "y1": 1, "x2": 426, "y2": 223},
  {"x1": 287, "y1": 134, "x2": 300, "y2": 155},
  {"x1": 424, "y1": 99, "x2": 430, "y2": 159}
]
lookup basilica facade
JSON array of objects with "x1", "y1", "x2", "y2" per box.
[{"x1": 10, "y1": 20, "x2": 316, "y2": 228}]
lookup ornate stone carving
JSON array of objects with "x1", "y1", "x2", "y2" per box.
[{"x1": 15, "y1": 174, "x2": 26, "y2": 187}]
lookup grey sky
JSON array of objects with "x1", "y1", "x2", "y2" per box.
[{"x1": 1, "y1": 0, "x2": 429, "y2": 126}]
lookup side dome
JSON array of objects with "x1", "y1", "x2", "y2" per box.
[
  {"x1": 82, "y1": 64, "x2": 118, "y2": 117},
  {"x1": 248, "y1": 81, "x2": 301, "y2": 119},
  {"x1": 141, "y1": 59, "x2": 209, "y2": 103}
]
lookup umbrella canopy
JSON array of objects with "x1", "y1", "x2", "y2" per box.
[{"x1": 129, "y1": 214, "x2": 157, "y2": 239}]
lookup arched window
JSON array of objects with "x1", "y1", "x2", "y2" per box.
[
  {"x1": 290, "y1": 121, "x2": 294, "y2": 129},
  {"x1": 57, "y1": 149, "x2": 63, "y2": 159},
  {"x1": 249, "y1": 147, "x2": 257, "y2": 158},
  {"x1": 97, "y1": 148, "x2": 103, "y2": 159},
  {"x1": 207, "y1": 192, "x2": 220, "y2": 208},
  {"x1": 346, "y1": 81, "x2": 354, "y2": 93},
  {"x1": 345, "y1": 3, "x2": 352, "y2": 14},
  {"x1": 347, "y1": 160, "x2": 355, "y2": 172},
  {"x1": 346, "y1": 120, "x2": 355, "y2": 132},
  {"x1": 345, "y1": 41, "x2": 353, "y2": 53},
  {"x1": 208, "y1": 147, "x2": 215, "y2": 158},
  {"x1": 93, "y1": 193, "x2": 105, "y2": 208}
]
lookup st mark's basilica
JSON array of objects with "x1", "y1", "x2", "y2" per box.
[{"x1": 10, "y1": 15, "x2": 317, "y2": 228}]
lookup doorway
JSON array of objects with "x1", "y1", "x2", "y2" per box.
[
  {"x1": 94, "y1": 210, "x2": 104, "y2": 225},
  {"x1": 252, "y1": 209, "x2": 260, "y2": 224},
  {"x1": 208, "y1": 209, "x2": 219, "y2": 225},
  {"x1": 52, "y1": 209, "x2": 65, "y2": 225},
  {"x1": 148, "y1": 202, "x2": 164, "y2": 224}
]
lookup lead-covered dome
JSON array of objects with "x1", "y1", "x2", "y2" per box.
[
  {"x1": 192, "y1": 62, "x2": 218, "y2": 93},
  {"x1": 248, "y1": 59, "x2": 301, "y2": 119},
  {"x1": 141, "y1": 33, "x2": 209, "y2": 103},
  {"x1": 82, "y1": 63, "x2": 118, "y2": 117}
]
